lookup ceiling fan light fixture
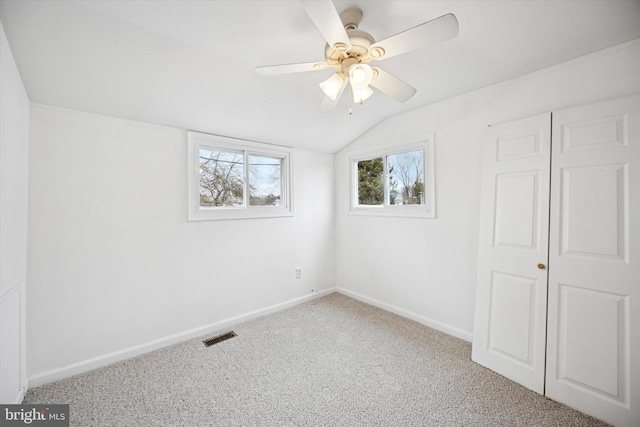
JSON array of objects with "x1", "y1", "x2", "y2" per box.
[
  {"x1": 319, "y1": 72, "x2": 347, "y2": 101},
  {"x1": 257, "y1": 4, "x2": 460, "y2": 109}
]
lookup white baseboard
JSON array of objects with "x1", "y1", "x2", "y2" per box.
[
  {"x1": 28, "y1": 288, "x2": 336, "y2": 387},
  {"x1": 28, "y1": 287, "x2": 470, "y2": 387},
  {"x1": 336, "y1": 287, "x2": 473, "y2": 342}
]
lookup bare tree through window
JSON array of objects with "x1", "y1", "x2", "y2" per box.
[
  {"x1": 388, "y1": 149, "x2": 425, "y2": 205},
  {"x1": 199, "y1": 148, "x2": 244, "y2": 207},
  {"x1": 249, "y1": 154, "x2": 282, "y2": 206},
  {"x1": 188, "y1": 132, "x2": 293, "y2": 221}
]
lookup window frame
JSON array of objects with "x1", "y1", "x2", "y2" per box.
[
  {"x1": 187, "y1": 131, "x2": 293, "y2": 221},
  {"x1": 349, "y1": 138, "x2": 436, "y2": 218}
]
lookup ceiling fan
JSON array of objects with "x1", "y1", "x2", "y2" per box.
[{"x1": 255, "y1": 0, "x2": 459, "y2": 109}]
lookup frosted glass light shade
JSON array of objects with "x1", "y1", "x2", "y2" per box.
[
  {"x1": 349, "y1": 64, "x2": 373, "y2": 87},
  {"x1": 352, "y1": 85, "x2": 373, "y2": 104},
  {"x1": 319, "y1": 73, "x2": 347, "y2": 101}
]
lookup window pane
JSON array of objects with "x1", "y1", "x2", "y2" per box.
[
  {"x1": 249, "y1": 154, "x2": 282, "y2": 206},
  {"x1": 388, "y1": 149, "x2": 425, "y2": 205},
  {"x1": 199, "y1": 148, "x2": 244, "y2": 207},
  {"x1": 357, "y1": 157, "x2": 384, "y2": 205}
]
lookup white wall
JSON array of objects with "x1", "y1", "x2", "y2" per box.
[
  {"x1": 0, "y1": 21, "x2": 30, "y2": 403},
  {"x1": 335, "y1": 39, "x2": 640, "y2": 341},
  {"x1": 26, "y1": 105, "x2": 335, "y2": 384}
]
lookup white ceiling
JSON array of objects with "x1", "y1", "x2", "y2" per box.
[{"x1": 1, "y1": 1, "x2": 639, "y2": 153}]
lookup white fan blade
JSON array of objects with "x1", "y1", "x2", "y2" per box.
[
  {"x1": 370, "y1": 68, "x2": 417, "y2": 103},
  {"x1": 320, "y1": 76, "x2": 348, "y2": 111},
  {"x1": 255, "y1": 62, "x2": 328, "y2": 76},
  {"x1": 300, "y1": 0, "x2": 352, "y2": 51},
  {"x1": 369, "y1": 13, "x2": 458, "y2": 61}
]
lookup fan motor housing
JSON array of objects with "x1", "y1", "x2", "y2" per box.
[{"x1": 324, "y1": 29, "x2": 375, "y2": 70}]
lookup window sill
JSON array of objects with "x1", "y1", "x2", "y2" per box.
[
  {"x1": 349, "y1": 205, "x2": 435, "y2": 219},
  {"x1": 188, "y1": 206, "x2": 294, "y2": 222}
]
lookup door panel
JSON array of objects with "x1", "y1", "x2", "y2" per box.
[
  {"x1": 472, "y1": 113, "x2": 551, "y2": 394},
  {"x1": 546, "y1": 95, "x2": 639, "y2": 426},
  {"x1": 494, "y1": 172, "x2": 540, "y2": 249},
  {"x1": 555, "y1": 284, "x2": 627, "y2": 399},
  {"x1": 488, "y1": 272, "x2": 538, "y2": 364},
  {"x1": 560, "y1": 165, "x2": 627, "y2": 260},
  {"x1": 560, "y1": 114, "x2": 627, "y2": 152}
]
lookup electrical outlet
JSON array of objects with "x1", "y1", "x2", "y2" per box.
[{"x1": 295, "y1": 268, "x2": 302, "y2": 279}]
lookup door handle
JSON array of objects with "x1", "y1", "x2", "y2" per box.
[{"x1": 538, "y1": 263, "x2": 546, "y2": 269}]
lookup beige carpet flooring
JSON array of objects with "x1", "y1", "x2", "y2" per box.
[{"x1": 23, "y1": 293, "x2": 609, "y2": 426}]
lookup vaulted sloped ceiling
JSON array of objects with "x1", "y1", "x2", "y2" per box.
[{"x1": 1, "y1": 0, "x2": 639, "y2": 153}]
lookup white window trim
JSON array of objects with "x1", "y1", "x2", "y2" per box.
[
  {"x1": 348, "y1": 138, "x2": 436, "y2": 218},
  {"x1": 187, "y1": 131, "x2": 294, "y2": 221}
]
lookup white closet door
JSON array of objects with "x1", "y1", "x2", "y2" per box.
[
  {"x1": 546, "y1": 95, "x2": 639, "y2": 426},
  {"x1": 472, "y1": 113, "x2": 551, "y2": 394}
]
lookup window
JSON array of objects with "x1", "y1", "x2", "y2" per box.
[
  {"x1": 187, "y1": 131, "x2": 293, "y2": 221},
  {"x1": 350, "y1": 139, "x2": 435, "y2": 218}
]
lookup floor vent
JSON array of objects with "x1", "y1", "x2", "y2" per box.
[{"x1": 203, "y1": 331, "x2": 237, "y2": 348}]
